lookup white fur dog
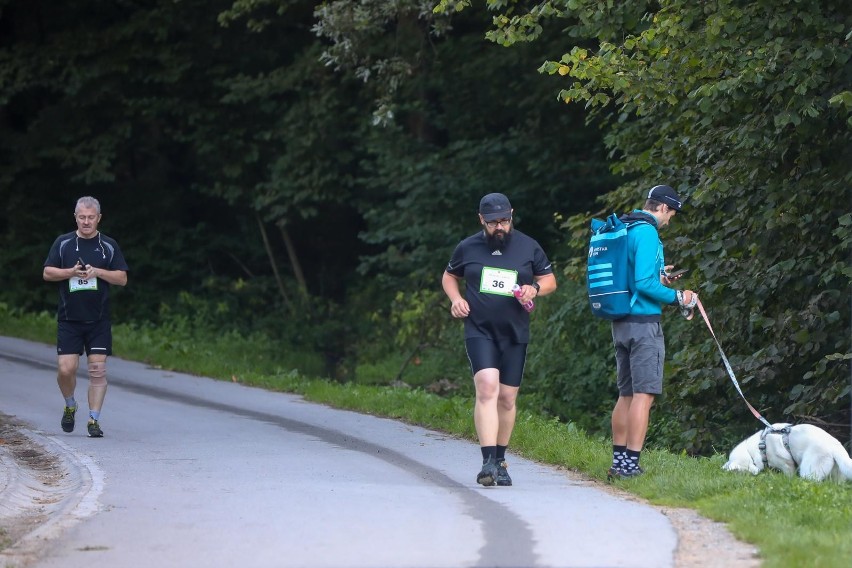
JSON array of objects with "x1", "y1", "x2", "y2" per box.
[{"x1": 722, "y1": 423, "x2": 852, "y2": 482}]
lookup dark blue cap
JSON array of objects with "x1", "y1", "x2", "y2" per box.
[
  {"x1": 479, "y1": 193, "x2": 512, "y2": 221},
  {"x1": 647, "y1": 185, "x2": 684, "y2": 211}
]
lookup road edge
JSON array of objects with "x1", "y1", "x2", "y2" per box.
[{"x1": 0, "y1": 413, "x2": 104, "y2": 568}]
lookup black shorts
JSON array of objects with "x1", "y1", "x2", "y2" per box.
[
  {"x1": 57, "y1": 320, "x2": 113, "y2": 357},
  {"x1": 465, "y1": 337, "x2": 528, "y2": 387}
]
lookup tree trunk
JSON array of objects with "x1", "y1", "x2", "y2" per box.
[
  {"x1": 277, "y1": 223, "x2": 308, "y2": 296},
  {"x1": 256, "y1": 212, "x2": 294, "y2": 314}
]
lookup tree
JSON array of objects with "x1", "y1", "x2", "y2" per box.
[
  {"x1": 439, "y1": 0, "x2": 852, "y2": 450},
  {"x1": 0, "y1": 0, "x2": 271, "y2": 322}
]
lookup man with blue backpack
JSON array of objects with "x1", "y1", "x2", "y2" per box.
[{"x1": 587, "y1": 185, "x2": 697, "y2": 479}]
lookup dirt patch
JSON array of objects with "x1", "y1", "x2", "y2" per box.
[
  {"x1": 0, "y1": 415, "x2": 66, "y2": 562},
  {"x1": 579, "y1": 473, "x2": 762, "y2": 568},
  {"x1": 664, "y1": 506, "x2": 761, "y2": 567}
]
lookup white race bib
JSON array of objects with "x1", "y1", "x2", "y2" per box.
[
  {"x1": 69, "y1": 277, "x2": 98, "y2": 292},
  {"x1": 479, "y1": 267, "x2": 517, "y2": 296}
]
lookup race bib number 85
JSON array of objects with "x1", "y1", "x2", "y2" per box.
[
  {"x1": 69, "y1": 277, "x2": 98, "y2": 292},
  {"x1": 479, "y1": 267, "x2": 517, "y2": 296}
]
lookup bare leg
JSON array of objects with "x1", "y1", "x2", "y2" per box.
[
  {"x1": 87, "y1": 354, "x2": 108, "y2": 413},
  {"x1": 473, "y1": 368, "x2": 500, "y2": 446},
  {"x1": 57, "y1": 354, "x2": 80, "y2": 401},
  {"x1": 496, "y1": 384, "x2": 519, "y2": 447},
  {"x1": 626, "y1": 393, "x2": 655, "y2": 451},
  {"x1": 611, "y1": 395, "x2": 632, "y2": 447}
]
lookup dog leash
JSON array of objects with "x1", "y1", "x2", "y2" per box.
[{"x1": 695, "y1": 298, "x2": 774, "y2": 429}]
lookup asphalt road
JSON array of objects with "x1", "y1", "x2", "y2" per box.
[{"x1": 0, "y1": 336, "x2": 693, "y2": 568}]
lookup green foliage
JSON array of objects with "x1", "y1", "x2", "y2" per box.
[
  {"x1": 524, "y1": 281, "x2": 614, "y2": 434},
  {"x1": 351, "y1": 24, "x2": 618, "y2": 291},
  {"x1": 313, "y1": 0, "x2": 456, "y2": 124},
  {"x1": 116, "y1": 319, "x2": 325, "y2": 381},
  {"x1": 0, "y1": 301, "x2": 326, "y2": 380},
  {"x1": 450, "y1": 0, "x2": 852, "y2": 451},
  {"x1": 0, "y1": 1, "x2": 285, "y2": 321},
  {"x1": 0, "y1": 304, "x2": 56, "y2": 344}
]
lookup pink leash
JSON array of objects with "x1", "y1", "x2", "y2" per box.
[{"x1": 695, "y1": 298, "x2": 774, "y2": 429}]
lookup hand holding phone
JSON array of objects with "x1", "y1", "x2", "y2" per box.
[
  {"x1": 77, "y1": 258, "x2": 87, "y2": 271},
  {"x1": 667, "y1": 268, "x2": 689, "y2": 279}
]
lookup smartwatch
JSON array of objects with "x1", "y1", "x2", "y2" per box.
[{"x1": 531, "y1": 281, "x2": 540, "y2": 295}]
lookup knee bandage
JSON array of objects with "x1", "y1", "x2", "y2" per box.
[{"x1": 88, "y1": 361, "x2": 107, "y2": 387}]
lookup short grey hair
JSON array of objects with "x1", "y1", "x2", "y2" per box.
[{"x1": 75, "y1": 196, "x2": 101, "y2": 214}]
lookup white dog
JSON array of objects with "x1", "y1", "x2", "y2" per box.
[{"x1": 722, "y1": 423, "x2": 852, "y2": 482}]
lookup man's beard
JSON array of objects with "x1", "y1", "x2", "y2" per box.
[{"x1": 486, "y1": 228, "x2": 512, "y2": 252}]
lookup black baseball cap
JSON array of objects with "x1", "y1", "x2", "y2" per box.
[
  {"x1": 647, "y1": 185, "x2": 684, "y2": 212},
  {"x1": 479, "y1": 193, "x2": 513, "y2": 221}
]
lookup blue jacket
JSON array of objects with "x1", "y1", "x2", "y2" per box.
[{"x1": 624, "y1": 210, "x2": 677, "y2": 320}]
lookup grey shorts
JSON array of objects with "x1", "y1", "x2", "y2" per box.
[{"x1": 612, "y1": 321, "x2": 665, "y2": 396}]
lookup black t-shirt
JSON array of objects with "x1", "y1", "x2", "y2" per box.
[
  {"x1": 446, "y1": 229, "x2": 553, "y2": 343},
  {"x1": 44, "y1": 231, "x2": 129, "y2": 322}
]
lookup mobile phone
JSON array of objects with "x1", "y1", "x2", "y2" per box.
[
  {"x1": 77, "y1": 257, "x2": 87, "y2": 269},
  {"x1": 667, "y1": 268, "x2": 689, "y2": 279}
]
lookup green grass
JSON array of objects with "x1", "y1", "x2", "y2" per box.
[
  {"x1": 0, "y1": 306, "x2": 325, "y2": 380},
  {"x1": 2, "y1": 307, "x2": 850, "y2": 568}
]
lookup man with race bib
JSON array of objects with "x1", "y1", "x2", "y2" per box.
[
  {"x1": 442, "y1": 193, "x2": 556, "y2": 486},
  {"x1": 43, "y1": 196, "x2": 129, "y2": 438}
]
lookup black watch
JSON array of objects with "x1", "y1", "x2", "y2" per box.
[{"x1": 531, "y1": 281, "x2": 540, "y2": 295}]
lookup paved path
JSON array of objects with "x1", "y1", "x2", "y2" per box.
[{"x1": 0, "y1": 336, "x2": 755, "y2": 568}]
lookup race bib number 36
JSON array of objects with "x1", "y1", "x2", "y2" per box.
[
  {"x1": 479, "y1": 267, "x2": 517, "y2": 296},
  {"x1": 69, "y1": 277, "x2": 98, "y2": 292}
]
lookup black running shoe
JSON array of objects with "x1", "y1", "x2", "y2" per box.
[
  {"x1": 496, "y1": 460, "x2": 512, "y2": 486},
  {"x1": 610, "y1": 466, "x2": 645, "y2": 480},
  {"x1": 87, "y1": 419, "x2": 104, "y2": 438},
  {"x1": 61, "y1": 405, "x2": 77, "y2": 433},
  {"x1": 477, "y1": 457, "x2": 498, "y2": 487}
]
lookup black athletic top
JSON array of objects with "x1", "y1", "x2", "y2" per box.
[
  {"x1": 446, "y1": 229, "x2": 553, "y2": 343},
  {"x1": 44, "y1": 231, "x2": 129, "y2": 322}
]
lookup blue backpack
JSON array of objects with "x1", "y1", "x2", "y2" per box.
[{"x1": 587, "y1": 213, "x2": 651, "y2": 319}]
